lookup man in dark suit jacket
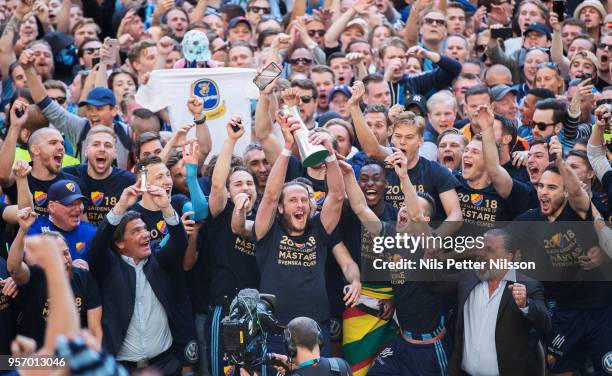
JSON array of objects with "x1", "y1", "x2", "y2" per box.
[
  {"x1": 449, "y1": 228, "x2": 551, "y2": 376},
  {"x1": 89, "y1": 183, "x2": 188, "y2": 375}
]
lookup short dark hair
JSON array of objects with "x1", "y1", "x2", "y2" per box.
[
  {"x1": 291, "y1": 79, "x2": 318, "y2": 98},
  {"x1": 527, "y1": 87, "x2": 555, "y2": 99},
  {"x1": 535, "y1": 98, "x2": 567, "y2": 124},
  {"x1": 310, "y1": 65, "x2": 335, "y2": 81},
  {"x1": 326, "y1": 51, "x2": 346, "y2": 66},
  {"x1": 464, "y1": 84, "x2": 492, "y2": 104},
  {"x1": 417, "y1": 191, "x2": 436, "y2": 219},
  {"x1": 286, "y1": 317, "x2": 322, "y2": 352},
  {"x1": 437, "y1": 128, "x2": 467, "y2": 146},
  {"x1": 136, "y1": 155, "x2": 164, "y2": 172},
  {"x1": 561, "y1": 17, "x2": 586, "y2": 31},
  {"x1": 112, "y1": 211, "x2": 143, "y2": 250},
  {"x1": 566, "y1": 149, "x2": 592, "y2": 170},
  {"x1": 166, "y1": 150, "x2": 183, "y2": 170},
  {"x1": 257, "y1": 28, "x2": 279, "y2": 49},
  {"x1": 529, "y1": 137, "x2": 549, "y2": 150},
  {"x1": 363, "y1": 73, "x2": 385, "y2": 92},
  {"x1": 135, "y1": 132, "x2": 163, "y2": 159},
  {"x1": 495, "y1": 114, "x2": 517, "y2": 151},
  {"x1": 78, "y1": 37, "x2": 101, "y2": 58},
  {"x1": 364, "y1": 104, "x2": 391, "y2": 127}
]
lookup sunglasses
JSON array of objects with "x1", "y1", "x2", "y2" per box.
[
  {"x1": 597, "y1": 98, "x2": 612, "y2": 107},
  {"x1": 52, "y1": 96, "x2": 67, "y2": 105},
  {"x1": 424, "y1": 18, "x2": 446, "y2": 26},
  {"x1": 300, "y1": 95, "x2": 313, "y2": 103},
  {"x1": 598, "y1": 42, "x2": 612, "y2": 51},
  {"x1": 534, "y1": 121, "x2": 556, "y2": 131},
  {"x1": 289, "y1": 57, "x2": 313, "y2": 66},
  {"x1": 308, "y1": 30, "x2": 326, "y2": 37},
  {"x1": 248, "y1": 6, "x2": 270, "y2": 14}
]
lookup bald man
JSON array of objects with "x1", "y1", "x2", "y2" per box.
[
  {"x1": 485, "y1": 64, "x2": 514, "y2": 87},
  {"x1": 0, "y1": 127, "x2": 83, "y2": 215}
]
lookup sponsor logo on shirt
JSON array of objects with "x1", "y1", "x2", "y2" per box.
[
  {"x1": 156, "y1": 220, "x2": 168, "y2": 235},
  {"x1": 602, "y1": 351, "x2": 612, "y2": 373},
  {"x1": 313, "y1": 191, "x2": 326, "y2": 207},
  {"x1": 192, "y1": 78, "x2": 226, "y2": 120},
  {"x1": 91, "y1": 191, "x2": 104, "y2": 206},
  {"x1": 277, "y1": 235, "x2": 317, "y2": 267},
  {"x1": 470, "y1": 194, "x2": 483, "y2": 206},
  {"x1": 34, "y1": 191, "x2": 47, "y2": 206}
]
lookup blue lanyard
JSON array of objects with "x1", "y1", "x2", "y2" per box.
[{"x1": 297, "y1": 358, "x2": 320, "y2": 369}]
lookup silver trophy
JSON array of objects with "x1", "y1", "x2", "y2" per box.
[{"x1": 283, "y1": 105, "x2": 329, "y2": 167}]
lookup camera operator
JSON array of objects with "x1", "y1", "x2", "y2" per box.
[{"x1": 269, "y1": 317, "x2": 351, "y2": 376}]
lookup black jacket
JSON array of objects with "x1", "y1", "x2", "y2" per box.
[
  {"x1": 89, "y1": 216, "x2": 188, "y2": 356},
  {"x1": 449, "y1": 272, "x2": 551, "y2": 376}
]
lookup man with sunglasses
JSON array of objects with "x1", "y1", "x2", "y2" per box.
[
  {"x1": 533, "y1": 79, "x2": 591, "y2": 152},
  {"x1": 404, "y1": 7, "x2": 447, "y2": 62},
  {"x1": 245, "y1": 0, "x2": 270, "y2": 25},
  {"x1": 288, "y1": 48, "x2": 314, "y2": 78},
  {"x1": 77, "y1": 38, "x2": 102, "y2": 72}
]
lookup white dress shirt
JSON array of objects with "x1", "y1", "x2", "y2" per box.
[{"x1": 462, "y1": 270, "x2": 527, "y2": 376}]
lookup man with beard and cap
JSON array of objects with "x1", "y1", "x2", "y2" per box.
[
  {"x1": 8, "y1": 209, "x2": 102, "y2": 349},
  {"x1": 63, "y1": 126, "x2": 136, "y2": 225},
  {"x1": 0, "y1": 101, "x2": 83, "y2": 216},
  {"x1": 511, "y1": 134, "x2": 612, "y2": 375},
  {"x1": 253, "y1": 111, "x2": 345, "y2": 356},
  {"x1": 447, "y1": 228, "x2": 551, "y2": 375}
]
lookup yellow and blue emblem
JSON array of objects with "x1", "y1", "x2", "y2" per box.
[{"x1": 192, "y1": 78, "x2": 226, "y2": 120}]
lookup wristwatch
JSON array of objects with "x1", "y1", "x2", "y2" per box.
[{"x1": 194, "y1": 115, "x2": 206, "y2": 125}]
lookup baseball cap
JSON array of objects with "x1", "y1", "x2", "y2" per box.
[
  {"x1": 491, "y1": 84, "x2": 518, "y2": 101},
  {"x1": 48, "y1": 180, "x2": 86, "y2": 206},
  {"x1": 523, "y1": 22, "x2": 551, "y2": 40},
  {"x1": 78, "y1": 87, "x2": 116, "y2": 107},
  {"x1": 346, "y1": 18, "x2": 369, "y2": 36},
  {"x1": 328, "y1": 85, "x2": 351, "y2": 99},
  {"x1": 228, "y1": 16, "x2": 251, "y2": 30},
  {"x1": 405, "y1": 94, "x2": 427, "y2": 116}
]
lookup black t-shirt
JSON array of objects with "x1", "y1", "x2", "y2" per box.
[
  {"x1": 129, "y1": 194, "x2": 189, "y2": 242},
  {"x1": 502, "y1": 160, "x2": 530, "y2": 184},
  {"x1": 63, "y1": 164, "x2": 135, "y2": 225},
  {"x1": 454, "y1": 173, "x2": 531, "y2": 236},
  {"x1": 0, "y1": 257, "x2": 16, "y2": 355},
  {"x1": 602, "y1": 170, "x2": 612, "y2": 220},
  {"x1": 207, "y1": 201, "x2": 259, "y2": 307},
  {"x1": 384, "y1": 157, "x2": 460, "y2": 222},
  {"x1": 4, "y1": 172, "x2": 84, "y2": 216},
  {"x1": 17, "y1": 266, "x2": 101, "y2": 347},
  {"x1": 256, "y1": 215, "x2": 332, "y2": 324},
  {"x1": 0, "y1": 202, "x2": 8, "y2": 260},
  {"x1": 511, "y1": 204, "x2": 612, "y2": 309}
]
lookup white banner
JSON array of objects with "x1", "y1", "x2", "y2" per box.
[{"x1": 135, "y1": 67, "x2": 259, "y2": 157}]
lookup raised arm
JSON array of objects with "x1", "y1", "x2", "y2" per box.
[
  {"x1": 478, "y1": 104, "x2": 514, "y2": 198},
  {"x1": 55, "y1": 0, "x2": 72, "y2": 33},
  {"x1": 25, "y1": 235, "x2": 80, "y2": 354},
  {"x1": 348, "y1": 81, "x2": 390, "y2": 161},
  {"x1": 588, "y1": 105, "x2": 612, "y2": 181},
  {"x1": 190, "y1": 0, "x2": 207, "y2": 24},
  {"x1": 210, "y1": 116, "x2": 244, "y2": 217},
  {"x1": 314, "y1": 132, "x2": 345, "y2": 234},
  {"x1": 0, "y1": 0, "x2": 33, "y2": 78},
  {"x1": 323, "y1": 2, "x2": 358, "y2": 48},
  {"x1": 183, "y1": 141, "x2": 208, "y2": 221},
  {"x1": 6, "y1": 208, "x2": 37, "y2": 285},
  {"x1": 339, "y1": 160, "x2": 382, "y2": 235},
  {"x1": 255, "y1": 79, "x2": 282, "y2": 163},
  {"x1": 254, "y1": 114, "x2": 300, "y2": 240},
  {"x1": 550, "y1": 136, "x2": 591, "y2": 217},
  {"x1": 403, "y1": 0, "x2": 432, "y2": 47},
  {"x1": 388, "y1": 151, "x2": 426, "y2": 222},
  {"x1": 0, "y1": 101, "x2": 29, "y2": 187},
  {"x1": 187, "y1": 95, "x2": 212, "y2": 164},
  {"x1": 231, "y1": 193, "x2": 254, "y2": 240},
  {"x1": 90, "y1": 184, "x2": 143, "y2": 281},
  {"x1": 13, "y1": 161, "x2": 34, "y2": 209}
]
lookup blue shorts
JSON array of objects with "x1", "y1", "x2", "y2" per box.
[
  {"x1": 367, "y1": 336, "x2": 449, "y2": 376},
  {"x1": 546, "y1": 306, "x2": 612, "y2": 375}
]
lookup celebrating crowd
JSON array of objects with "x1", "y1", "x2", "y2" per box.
[{"x1": 0, "y1": 0, "x2": 611, "y2": 375}]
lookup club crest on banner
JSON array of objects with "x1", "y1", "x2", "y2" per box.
[{"x1": 192, "y1": 78, "x2": 226, "y2": 120}]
